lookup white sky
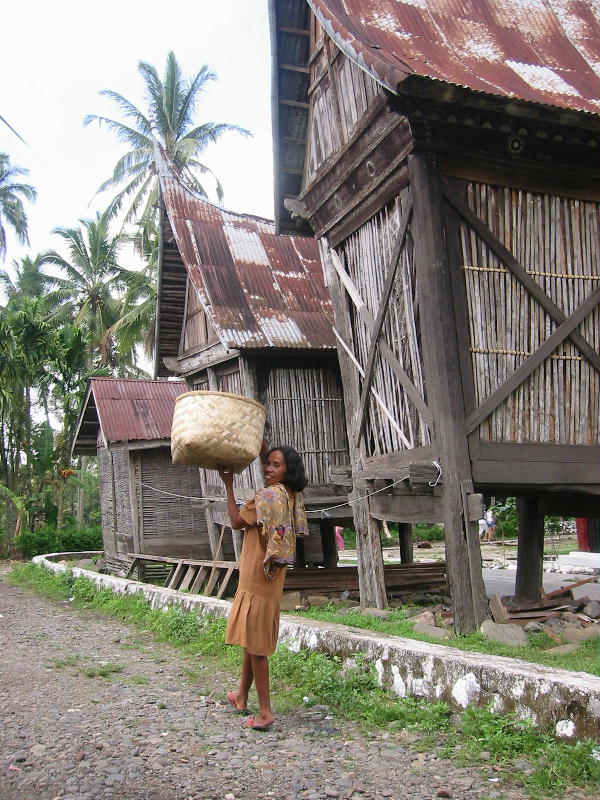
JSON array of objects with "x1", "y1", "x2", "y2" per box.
[{"x1": 0, "y1": 0, "x2": 274, "y2": 273}]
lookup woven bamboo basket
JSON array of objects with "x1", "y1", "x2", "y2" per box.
[{"x1": 171, "y1": 391, "x2": 266, "y2": 473}]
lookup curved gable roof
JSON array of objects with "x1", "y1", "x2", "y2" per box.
[
  {"x1": 155, "y1": 145, "x2": 335, "y2": 352},
  {"x1": 308, "y1": 0, "x2": 600, "y2": 114}
]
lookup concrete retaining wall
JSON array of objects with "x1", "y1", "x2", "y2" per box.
[{"x1": 33, "y1": 553, "x2": 600, "y2": 740}]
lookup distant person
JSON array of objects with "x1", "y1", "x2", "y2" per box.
[
  {"x1": 334, "y1": 525, "x2": 345, "y2": 551},
  {"x1": 478, "y1": 517, "x2": 487, "y2": 541},
  {"x1": 484, "y1": 509, "x2": 496, "y2": 542}
]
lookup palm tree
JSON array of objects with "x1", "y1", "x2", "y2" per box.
[
  {"x1": 0, "y1": 153, "x2": 37, "y2": 261},
  {"x1": 0, "y1": 254, "x2": 58, "y2": 303},
  {"x1": 85, "y1": 51, "x2": 250, "y2": 225},
  {"x1": 108, "y1": 218, "x2": 158, "y2": 365},
  {"x1": 40, "y1": 212, "x2": 128, "y2": 368}
]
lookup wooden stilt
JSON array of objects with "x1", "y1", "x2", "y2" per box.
[
  {"x1": 408, "y1": 152, "x2": 489, "y2": 633},
  {"x1": 398, "y1": 523, "x2": 413, "y2": 564},
  {"x1": 515, "y1": 497, "x2": 544, "y2": 604}
]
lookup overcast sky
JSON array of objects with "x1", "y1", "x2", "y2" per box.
[{"x1": 1, "y1": 0, "x2": 274, "y2": 273}]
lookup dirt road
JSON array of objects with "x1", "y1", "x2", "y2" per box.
[{"x1": 0, "y1": 572, "x2": 528, "y2": 800}]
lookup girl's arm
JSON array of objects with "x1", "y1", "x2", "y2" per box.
[{"x1": 217, "y1": 469, "x2": 246, "y2": 530}]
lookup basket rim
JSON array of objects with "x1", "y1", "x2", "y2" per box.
[{"x1": 174, "y1": 390, "x2": 266, "y2": 413}]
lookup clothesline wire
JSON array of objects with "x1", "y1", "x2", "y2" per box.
[{"x1": 140, "y1": 461, "x2": 443, "y2": 518}]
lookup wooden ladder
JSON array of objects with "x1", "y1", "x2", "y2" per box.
[
  {"x1": 126, "y1": 553, "x2": 238, "y2": 599},
  {"x1": 164, "y1": 559, "x2": 237, "y2": 599}
]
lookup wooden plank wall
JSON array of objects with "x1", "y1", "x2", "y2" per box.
[
  {"x1": 336, "y1": 189, "x2": 431, "y2": 457},
  {"x1": 459, "y1": 183, "x2": 600, "y2": 445},
  {"x1": 305, "y1": 31, "x2": 381, "y2": 186},
  {"x1": 98, "y1": 446, "x2": 118, "y2": 566},
  {"x1": 263, "y1": 365, "x2": 349, "y2": 485}
]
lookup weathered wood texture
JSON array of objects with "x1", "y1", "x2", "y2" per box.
[
  {"x1": 180, "y1": 277, "x2": 218, "y2": 354},
  {"x1": 305, "y1": 34, "x2": 381, "y2": 186},
  {"x1": 320, "y1": 239, "x2": 387, "y2": 608},
  {"x1": 455, "y1": 182, "x2": 600, "y2": 445},
  {"x1": 409, "y1": 152, "x2": 488, "y2": 633},
  {"x1": 335, "y1": 190, "x2": 431, "y2": 458},
  {"x1": 515, "y1": 497, "x2": 545, "y2": 604}
]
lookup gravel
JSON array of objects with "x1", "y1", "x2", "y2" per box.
[{"x1": 0, "y1": 573, "x2": 530, "y2": 800}]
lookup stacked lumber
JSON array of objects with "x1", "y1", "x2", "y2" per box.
[
  {"x1": 489, "y1": 577, "x2": 598, "y2": 625},
  {"x1": 284, "y1": 562, "x2": 446, "y2": 594}
]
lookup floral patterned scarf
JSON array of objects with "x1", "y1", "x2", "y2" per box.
[{"x1": 255, "y1": 483, "x2": 307, "y2": 580}]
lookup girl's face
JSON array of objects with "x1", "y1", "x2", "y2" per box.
[{"x1": 264, "y1": 449, "x2": 287, "y2": 486}]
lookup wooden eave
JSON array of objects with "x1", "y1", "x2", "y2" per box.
[{"x1": 269, "y1": 0, "x2": 313, "y2": 235}]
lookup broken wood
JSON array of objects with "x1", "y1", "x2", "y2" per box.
[
  {"x1": 489, "y1": 594, "x2": 510, "y2": 623},
  {"x1": 543, "y1": 576, "x2": 596, "y2": 599}
]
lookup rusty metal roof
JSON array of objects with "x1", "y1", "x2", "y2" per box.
[
  {"x1": 308, "y1": 0, "x2": 600, "y2": 114},
  {"x1": 72, "y1": 377, "x2": 188, "y2": 455},
  {"x1": 155, "y1": 145, "x2": 335, "y2": 351}
]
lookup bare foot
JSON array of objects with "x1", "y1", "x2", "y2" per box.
[
  {"x1": 226, "y1": 690, "x2": 248, "y2": 713},
  {"x1": 243, "y1": 712, "x2": 275, "y2": 730}
]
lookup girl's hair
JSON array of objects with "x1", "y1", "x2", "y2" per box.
[{"x1": 265, "y1": 445, "x2": 308, "y2": 492}]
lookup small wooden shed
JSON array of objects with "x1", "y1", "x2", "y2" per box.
[
  {"x1": 269, "y1": 0, "x2": 600, "y2": 630},
  {"x1": 72, "y1": 377, "x2": 227, "y2": 574},
  {"x1": 154, "y1": 146, "x2": 352, "y2": 571}
]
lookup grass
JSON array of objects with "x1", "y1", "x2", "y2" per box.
[
  {"x1": 287, "y1": 604, "x2": 600, "y2": 676},
  {"x1": 6, "y1": 562, "x2": 599, "y2": 800}
]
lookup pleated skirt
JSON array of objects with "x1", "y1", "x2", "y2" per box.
[{"x1": 225, "y1": 525, "x2": 287, "y2": 656}]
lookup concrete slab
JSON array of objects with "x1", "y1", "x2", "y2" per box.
[{"x1": 33, "y1": 552, "x2": 600, "y2": 741}]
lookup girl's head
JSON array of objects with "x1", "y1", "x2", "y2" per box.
[{"x1": 263, "y1": 445, "x2": 308, "y2": 492}]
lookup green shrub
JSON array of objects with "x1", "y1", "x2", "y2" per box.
[
  {"x1": 413, "y1": 523, "x2": 445, "y2": 542},
  {"x1": 14, "y1": 525, "x2": 102, "y2": 558}
]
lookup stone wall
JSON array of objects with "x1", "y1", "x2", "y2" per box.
[{"x1": 34, "y1": 553, "x2": 600, "y2": 740}]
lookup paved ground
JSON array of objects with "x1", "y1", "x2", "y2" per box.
[{"x1": 0, "y1": 572, "x2": 534, "y2": 800}]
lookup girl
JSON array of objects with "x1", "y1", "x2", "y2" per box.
[{"x1": 218, "y1": 445, "x2": 308, "y2": 730}]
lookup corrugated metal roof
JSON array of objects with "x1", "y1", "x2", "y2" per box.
[
  {"x1": 155, "y1": 145, "x2": 335, "y2": 351},
  {"x1": 72, "y1": 378, "x2": 188, "y2": 454},
  {"x1": 308, "y1": 0, "x2": 600, "y2": 115}
]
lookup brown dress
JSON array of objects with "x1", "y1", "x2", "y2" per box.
[{"x1": 225, "y1": 497, "x2": 287, "y2": 656}]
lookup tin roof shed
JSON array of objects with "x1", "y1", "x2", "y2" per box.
[{"x1": 72, "y1": 377, "x2": 188, "y2": 455}]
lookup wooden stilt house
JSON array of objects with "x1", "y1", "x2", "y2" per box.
[
  {"x1": 72, "y1": 377, "x2": 223, "y2": 575},
  {"x1": 153, "y1": 146, "x2": 352, "y2": 573},
  {"x1": 269, "y1": 0, "x2": 600, "y2": 630}
]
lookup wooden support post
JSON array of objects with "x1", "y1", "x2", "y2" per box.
[
  {"x1": 398, "y1": 523, "x2": 413, "y2": 564},
  {"x1": 353, "y1": 487, "x2": 387, "y2": 609},
  {"x1": 515, "y1": 497, "x2": 544, "y2": 604},
  {"x1": 408, "y1": 152, "x2": 488, "y2": 633},
  {"x1": 319, "y1": 520, "x2": 339, "y2": 568},
  {"x1": 320, "y1": 239, "x2": 387, "y2": 609}
]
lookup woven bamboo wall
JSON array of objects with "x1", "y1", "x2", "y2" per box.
[
  {"x1": 136, "y1": 449, "x2": 220, "y2": 558},
  {"x1": 110, "y1": 444, "x2": 133, "y2": 560},
  {"x1": 459, "y1": 182, "x2": 600, "y2": 445},
  {"x1": 263, "y1": 365, "x2": 349, "y2": 484},
  {"x1": 337, "y1": 189, "x2": 431, "y2": 457},
  {"x1": 98, "y1": 446, "x2": 116, "y2": 561}
]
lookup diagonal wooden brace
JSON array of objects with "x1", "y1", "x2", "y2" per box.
[
  {"x1": 355, "y1": 201, "x2": 413, "y2": 446},
  {"x1": 466, "y1": 286, "x2": 600, "y2": 433},
  {"x1": 442, "y1": 180, "x2": 600, "y2": 374},
  {"x1": 328, "y1": 247, "x2": 434, "y2": 429}
]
